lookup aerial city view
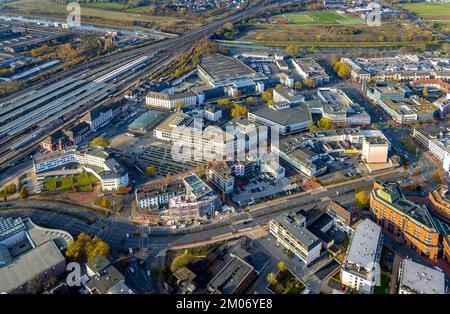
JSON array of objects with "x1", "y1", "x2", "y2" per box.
[{"x1": 0, "y1": 0, "x2": 449, "y2": 302}]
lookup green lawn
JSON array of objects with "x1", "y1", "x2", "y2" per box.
[
  {"x1": 398, "y1": 2, "x2": 450, "y2": 17},
  {"x1": 374, "y1": 274, "x2": 391, "y2": 294},
  {"x1": 83, "y1": 2, "x2": 128, "y2": 11},
  {"x1": 4, "y1": 0, "x2": 184, "y2": 25},
  {"x1": 281, "y1": 11, "x2": 362, "y2": 25},
  {"x1": 43, "y1": 172, "x2": 97, "y2": 192},
  {"x1": 268, "y1": 270, "x2": 306, "y2": 294}
]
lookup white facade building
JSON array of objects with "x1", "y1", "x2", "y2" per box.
[{"x1": 342, "y1": 219, "x2": 383, "y2": 294}]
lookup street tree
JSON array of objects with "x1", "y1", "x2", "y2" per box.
[{"x1": 355, "y1": 191, "x2": 370, "y2": 210}]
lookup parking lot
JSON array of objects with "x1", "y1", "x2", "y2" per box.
[{"x1": 232, "y1": 173, "x2": 300, "y2": 206}]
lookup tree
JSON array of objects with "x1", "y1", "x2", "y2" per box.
[
  {"x1": 223, "y1": 22, "x2": 234, "y2": 31},
  {"x1": 245, "y1": 96, "x2": 256, "y2": 105},
  {"x1": 266, "y1": 272, "x2": 278, "y2": 285},
  {"x1": 355, "y1": 191, "x2": 370, "y2": 210},
  {"x1": 431, "y1": 171, "x2": 442, "y2": 184},
  {"x1": 275, "y1": 84, "x2": 283, "y2": 89},
  {"x1": 317, "y1": 117, "x2": 333, "y2": 130},
  {"x1": 422, "y1": 86, "x2": 428, "y2": 98},
  {"x1": 66, "y1": 233, "x2": 110, "y2": 262},
  {"x1": 333, "y1": 61, "x2": 351, "y2": 79},
  {"x1": 217, "y1": 98, "x2": 233, "y2": 110},
  {"x1": 303, "y1": 78, "x2": 316, "y2": 88},
  {"x1": 308, "y1": 123, "x2": 318, "y2": 132},
  {"x1": 294, "y1": 81, "x2": 302, "y2": 90},
  {"x1": 170, "y1": 252, "x2": 194, "y2": 273},
  {"x1": 231, "y1": 104, "x2": 248, "y2": 118},
  {"x1": 99, "y1": 196, "x2": 112, "y2": 209},
  {"x1": 90, "y1": 137, "x2": 110, "y2": 148},
  {"x1": 146, "y1": 165, "x2": 157, "y2": 176},
  {"x1": 1, "y1": 183, "x2": 16, "y2": 195},
  {"x1": 285, "y1": 44, "x2": 300, "y2": 57},
  {"x1": 19, "y1": 186, "x2": 29, "y2": 199},
  {"x1": 262, "y1": 89, "x2": 273, "y2": 102},
  {"x1": 278, "y1": 261, "x2": 288, "y2": 272}
]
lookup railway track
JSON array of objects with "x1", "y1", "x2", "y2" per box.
[{"x1": 0, "y1": 0, "x2": 293, "y2": 170}]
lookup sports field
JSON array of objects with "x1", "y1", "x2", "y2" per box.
[
  {"x1": 398, "y1": 2, "x2": 450, "y2": 18},
  {"x1": 280, "y1": 11, "x2": 362, "y2": 25}
]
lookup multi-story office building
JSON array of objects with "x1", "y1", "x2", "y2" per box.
[
  {"x1": 134, "y1": 180, "x2": 186, "y2": 209},
  {"x1": 362, "y1": 136, "x2": 389, "y2": 164},
  {"x1": 166, "y1": 174, "x2": 221, "y2": 223},
  {"x1": 82, "y1": 104, "x2": 113, "y2": 131},
  {"x1": 398, "y1": 259, "x2": 446, "y2": 294},
  {"x1": 63, "y1": 121, "x2": 91, "y2": 145},
  {"x1": 146, "y1": 91, "x2": 198, "y2": 110},
  {"x1": 342, "y1": 55, "x2": 450, "y2": 82},
  {"x1": 413, "y1": 126, "x2": 450, "y2": 173},
  {"x1": 366, "y1": 82, "x2": 438, "y2": 124},
  {"x1": 269, "y1": 212, "x2": 322, "y2": 265},
  {"x1": 292, "y1": 58, "x2": 330, "y2": 85},
  {"x1": 428, "y1": 185, "x2": 450, "y2": 223},
  {"x1": 40, "y1": 130, "x2": 71, "y2": 152},
  {"x1": 33, "y1": 148, "x2": 129, "y2": 191},
  {"x1": 202, "y1": 105, "x2": 222, "y2": 122},
  {"x1": 208, "y1": 162, "x2": 235, "y2": 194},
  {"x1": 272, "y1": 87, "x2": 305, "y2": 106},
  {"x1": 273, "y1": 128, "x2": 389, "y2": 177},
  {"x1": 370, "y1": 181, "x2": 440, "y2": 259},
  {"x1": 341, "y1": 219, "x2": 383, "y2": 294},
  {"x1": 309, "y1": 87, "x2": 371, "y2": 125},
  {"x1": 444, "y1": 235, "x2": 450, "y2": 264}
]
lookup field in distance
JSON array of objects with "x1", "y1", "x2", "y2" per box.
[
  {"x1": 397, "y1": 1, "x2": 450, "y2": 34},
  {"x1": 277, "y1": 11, "x2": 362, "y2": 25},
  {"x1": 0, "y1": 0, "x2": 197, "y2": 31}
]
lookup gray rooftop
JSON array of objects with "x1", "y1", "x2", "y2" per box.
[
  {"x1": 273, "y1": 213, "x2": 321, "y2": 249},
  {"x1": 373, "y1": 182, "x2": 437, "y2": 230},
  {"x1": 199, "y1": 53, "x2": 257, "y2": 81},
  {"x1": 400, "y1": 259, "x2": 446, "y2": 294},
  {"x1": 183, "y1": 174, "x2": 212, "y2": 199},
  {"x1": 85, "y1": 265, "x2": 125, "y2": 294},
  {"x1": 128, "y1": 110, "x2": 167, "y2": 130},
  {"x1": 0, "y1": 240, "x2": 65, "y2": 293},
  {"x1": 250, "y1": 104, "x2": 311, "y2": 127},
  {"x1": 0, "y1": 217, "x2": 25, "y2": 241},
  {"x1": 208, "y1": 256, "x2": 254, "y2": 294},
  {"x1": 346, "y1": 219, "x2": 382, "y2": 269}
]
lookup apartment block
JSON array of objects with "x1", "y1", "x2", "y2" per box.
[{"x1": 370, "y1": 181, "x2": 440, "y2": 259}]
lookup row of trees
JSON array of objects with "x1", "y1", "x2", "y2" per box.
[{"x1": 0, "y1": 183, "x2": 28, "y2": 201}]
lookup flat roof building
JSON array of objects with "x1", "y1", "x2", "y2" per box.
[
  {"x1": 428, "y1": 185, "x2": 450, "y2": 223},
  {"x1": 342, "y1": 219, "x2": 383, "y2": 294},
  {"x1": 146, "y1": 91, "x2": 198, "y2": 110},
  {"x1": 207, "y1": 255, "x2": 255, "y2": 294},
  {"x1": 128, "y1": 110, "x2": 167, "y2": 134},
  {"x1": 198, "y1": 53, "x2": 266, "y2": 88},
  {"x1": 270, "y1": 212, "x2": 322, "y2": 265},
  {"x1": 292, "y1": 58, "x2": 330, "y2": 85},
  {"x1": 0, "y1": 217, "x2": 72, "y2": 294},
  {"x1": 398, "y1": 259, "x2": 446, "y2": 294},
  {"x1": 370, "y1": 181, "x2": 440, "y2": 259}
]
